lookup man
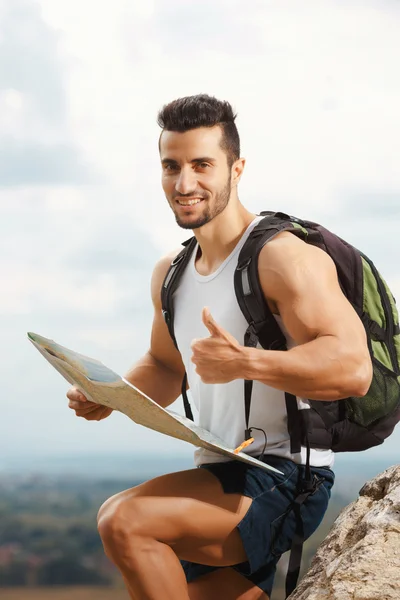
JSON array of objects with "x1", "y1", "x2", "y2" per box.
[{"x1": 67, "y1": 95, "x2": 372, "y2": 600}]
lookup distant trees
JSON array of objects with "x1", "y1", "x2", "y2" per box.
[
  {"x1": 0, "y1": 476, "x2": 141, "y2": 588},
  {"x1": 38, "y1": 556, "x2": 107, "y2": 585}
]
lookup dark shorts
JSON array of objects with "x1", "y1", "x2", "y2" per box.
[{"x1": 181, "y1": 455, "x2": 334, "y2": 596}]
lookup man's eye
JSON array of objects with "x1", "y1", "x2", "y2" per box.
[
  {"x1": 197, "y1": 163, "x2": 209, "y2": 169},
  {"x1": 165, "y1": 164, "x2": 178, "y2": 171}
]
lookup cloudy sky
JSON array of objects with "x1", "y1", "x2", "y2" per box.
[{"x1": 1, "y1": 0, "x2": 399, "y2": 468}]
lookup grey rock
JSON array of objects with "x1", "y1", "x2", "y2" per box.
[{"x1": 288, "y1": 465, "x2": 400, "y2": 600}]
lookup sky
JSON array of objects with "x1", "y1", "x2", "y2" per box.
[{"x1": 1, "y1": 0, "x2": 399, "y2": 468}]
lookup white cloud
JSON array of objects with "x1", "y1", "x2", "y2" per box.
[
  {"x1": 1, "y1": 266, "x2": 122, "y2": 315},
  {"x1": 0, "y1": 187, "x2": 157, "y2": 321},
  {"x1": 0, "y1": 0, "x2": 96, "y2": 185}
]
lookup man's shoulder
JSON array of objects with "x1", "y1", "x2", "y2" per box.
[
  {"x1": 153, "y1": 245, "x2": 185, "y2": 276},
  {"x1": 258, "y1": 230, "x2": 330, "y2": 272},
  {"x1": 256, "y1": 230, "x2": 336, "y2": 305}
]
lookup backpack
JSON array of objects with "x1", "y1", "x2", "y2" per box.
[
  {"x1": 161, "y1": 211, "x2": 400, "y2": 597},
  {"x1": 161, "y1": 210, "x2": 400, "y2": 456}
]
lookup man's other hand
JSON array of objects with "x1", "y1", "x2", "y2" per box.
[{"x1": 67, "y1": 386, "x2": 113, "y2": 421}]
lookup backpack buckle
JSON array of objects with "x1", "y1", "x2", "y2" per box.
[
  {"x1": 299, "y1": 474, "x2": 324, "y2": 495},
  {"x1": 270, "y1": 338, "x2": 287, "y2": 351},
  {"x1": 171, "y1": 253, "x2": 185, "y2": 266},
  {"x1": 237, "y1": 257, "x2": 252, "y2": 271},
  {"x1": 244, "y1": 321, "x2": 259, "y2": 348}
]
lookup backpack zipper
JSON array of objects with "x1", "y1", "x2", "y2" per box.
[{"x1": 361, "y1": 253, "x2": 398, "y2": 374}]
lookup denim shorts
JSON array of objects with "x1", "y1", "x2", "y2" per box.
[{"x1": 181, "y1": 454, "x2": 334, "y2": 596}]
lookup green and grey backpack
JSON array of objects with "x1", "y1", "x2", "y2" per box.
[{"x1": 162, "y1": 210, "x2": 400, "y2": 456}]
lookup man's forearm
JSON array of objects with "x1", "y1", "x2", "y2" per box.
[
  {"x1": 124, "y1": 351, "x2": 184, "y2": 408},
  {"x1": 241, "y1": 336, "x2": 372, "y2": 401}
]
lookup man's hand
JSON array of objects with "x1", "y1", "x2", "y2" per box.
[
  {"x1": 67, "y1": 386, "x2": 113, "y2": 421},
  {"x1": 190, "y1": 307, "x2": 247, "y2": 384}
]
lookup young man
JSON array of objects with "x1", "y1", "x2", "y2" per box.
[{"x1": 67, "y1": 95, "x2": 372, "y2": 600}]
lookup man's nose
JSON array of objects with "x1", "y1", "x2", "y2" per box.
[{"x1": 175, "y1": 167, "x2": 197, "y2": 195}]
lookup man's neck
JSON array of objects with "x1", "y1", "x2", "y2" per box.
[{"x1": 193, "y1": 202, "x2": 257, "y2": 276}]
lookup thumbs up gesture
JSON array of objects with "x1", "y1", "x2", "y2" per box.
[{"x1": 191, "y1": 307, "x2": 246, "y2": 384}]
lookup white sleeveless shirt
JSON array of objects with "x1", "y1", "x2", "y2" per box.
[{"x1": 173, "y1": 217, "x2": 334, "y2": 469}]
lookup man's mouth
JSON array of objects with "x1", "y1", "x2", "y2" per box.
[{"x1": 176, "y1": 198, "x2": 204, "y2": 206}]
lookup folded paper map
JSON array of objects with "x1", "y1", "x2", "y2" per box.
[{"x1": 28, "y1": 332, "x2": 283, "y2": 474}]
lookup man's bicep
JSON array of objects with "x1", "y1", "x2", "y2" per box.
[{"x1": 259, "y1": 237, "x2": 367, "y2": 348}]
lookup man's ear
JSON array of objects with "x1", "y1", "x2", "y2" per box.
[{"x1": 231, "y1": 157, "x2": 246, "y2": 188}]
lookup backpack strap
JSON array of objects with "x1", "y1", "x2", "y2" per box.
[
  {"x1": 236, "y1": 212, "x2": 326, "y2": 598},
  {"x1": 235, "y1": 211, "x2": 309, "y2": 344},
  {"x1": 234, "y1": 212, "x2": 309, "y2": 451},
  {"x1": 161, "y1": 236, "x2": 198, "y2": 421}
]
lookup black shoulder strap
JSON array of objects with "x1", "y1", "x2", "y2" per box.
[
  {"x1": 161, "y1": 237, "x2": 197, "y2": 349},
  {"x1": 234, "y1": 212, "x2": 308, "y2": 451},
  {"x1": 234, "y1": 211, "x2": 305, "y2": 349},
  {"x1": 161, "y1": 236, "x2": 198, "y2": 421}
]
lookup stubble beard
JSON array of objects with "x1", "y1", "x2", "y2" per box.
[{"x1": 173, "y1": 178, "x2": 232, "y2": 230}]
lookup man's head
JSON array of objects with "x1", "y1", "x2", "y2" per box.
[{"x1": 157, "y1": 94, "x2": 244, "y2": 230}]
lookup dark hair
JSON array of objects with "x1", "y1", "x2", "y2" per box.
[{"x1": 157, "y1": 94, "x2": 240, "y2": 166}]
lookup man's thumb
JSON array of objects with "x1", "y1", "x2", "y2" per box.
[{"x1": 202, "y1": 306, "x2": 223, "y2": 337}]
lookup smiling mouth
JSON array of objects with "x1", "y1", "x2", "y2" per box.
[{"x1": 176, "y1": 198, "x2": 204, "y2": 206}]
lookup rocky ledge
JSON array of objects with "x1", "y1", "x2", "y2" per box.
[{"x1": 289, "y1": 464, "x2": 400, "y2": 600}]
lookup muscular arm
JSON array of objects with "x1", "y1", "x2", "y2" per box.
[
  {"x1": 123, "y1": 249, "x2": 187, "y2": 408},
  {"x1": 242, "y1": 232, "x2": 373, "y2": 400}
]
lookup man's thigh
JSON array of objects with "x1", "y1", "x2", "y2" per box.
[{"x1": 98, "y1": 467, "x2": 253, "y2": 566}]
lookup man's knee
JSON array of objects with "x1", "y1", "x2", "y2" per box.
[{"x1": 97, "y1": 490, "x2": 145, "y2": 552}]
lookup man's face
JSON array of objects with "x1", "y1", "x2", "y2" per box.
[{"x1": 160, "y1": 126, "x2": 233, "y2": 230}]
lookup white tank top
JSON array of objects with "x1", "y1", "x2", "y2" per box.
[{"x1": 173, "y1": 217, "x2": 334, "y2": 469}]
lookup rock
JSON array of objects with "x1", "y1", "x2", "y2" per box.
[{"x1": 288, "y1": 465, "x2": 400, "y2": 600}]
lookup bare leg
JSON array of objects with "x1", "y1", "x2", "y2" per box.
[
  {"x1": 121, "y1": 566, "x2": 269, "y2": 600},
  {"x1": 120, "y1": 574, "x2": 140, "y2": 600},
  {"x1": 116, "y1": 535, "x2": 189, "y2": 599},
  {"x1": 188, "y1": 568, "x2": 269, "y2": 600},
  {"x1": 97, "y1": 468, "x2": 255, "y2": 600}
]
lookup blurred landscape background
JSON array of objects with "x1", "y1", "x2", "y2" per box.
[{"x1": 1, "y1": 452, "x2": 397, "y2": 600}]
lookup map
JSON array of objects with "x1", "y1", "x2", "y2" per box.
[{"x1": 28, "y1": 332, "x2": 283, "y2": 474}]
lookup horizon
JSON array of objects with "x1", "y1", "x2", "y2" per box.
[{"x1": 2, "y1": 446, "x2": 398, "y2": 474}]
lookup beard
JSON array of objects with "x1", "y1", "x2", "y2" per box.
[{"x1": 172, "y1": 178, "x2": 232, "y2": 230}]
